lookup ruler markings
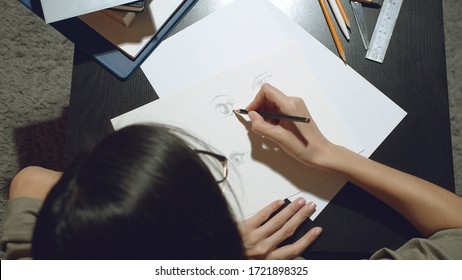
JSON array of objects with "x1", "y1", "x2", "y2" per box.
[{"x1": 365, "y1": 0, "x2": 403, "y2": 63}]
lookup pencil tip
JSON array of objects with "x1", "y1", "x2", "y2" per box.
[
  {"x1": 234, "y1": 109, "x2": 247, "y2": 115},
  {"x1": 340, "y1": 53, "x2": 347, "y2": 64}
]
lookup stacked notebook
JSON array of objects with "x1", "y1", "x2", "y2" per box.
[
  {"x1": 40, "y1": 0, "x2": 147, "y2": 24},
  {"x1": 18, "y1": 0, "x2": 199, "y2": 79}
]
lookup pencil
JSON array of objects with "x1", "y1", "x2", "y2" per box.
[
  {"x1": 319, "y1": 0, "x2": 347, "y2": 63},
  {"x1": 335, "y1": 0, "x2": 351, "y2": 29},
  {"x1": 233, "y1": 109, "x2": 311, "y2": 123},
  {"x1": 328, "y1": 0, "x2": 350, "y2": 40},
  {"x1": 352, "y1": 0, "x2": 381, "y2": 7}
]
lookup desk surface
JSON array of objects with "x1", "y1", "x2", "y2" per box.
[{"x1": 66, "y1": 0, "x2": 454, "y2": 259}]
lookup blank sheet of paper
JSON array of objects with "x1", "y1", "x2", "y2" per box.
[
  {"x1": 112, "y1": 42, "x2": 362, "y2": 220},
  {"x1": 40, "y1": 0, "x2": 132, "y2": 23}
]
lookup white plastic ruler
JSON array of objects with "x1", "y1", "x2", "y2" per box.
[{"x1": 365, "y1": 0, "x2": 403, "y2": 63}]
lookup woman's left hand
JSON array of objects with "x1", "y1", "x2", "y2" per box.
[{"x1": 237, "y1": 197, "x2": 322, "y2": 259}]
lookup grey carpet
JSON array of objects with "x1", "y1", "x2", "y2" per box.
[
  {"x1": 0, "y1": 1, "x2": 73, "y2": 257},
  {"x1": 445, "y1": 0, "x2": 462, "y2": 196},
  {"x1": 1, "y1": 0, "x2": 461, "y2": 257}
]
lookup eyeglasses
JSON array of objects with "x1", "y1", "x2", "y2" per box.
[{"x1": 194, "y1": 150, "x2": 228, "y2": 184}]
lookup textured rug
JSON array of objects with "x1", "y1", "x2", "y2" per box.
[
  {"x1": 444, "y1": 0, "x2": 462, "y2": 196},
  {"x1": 0, "y1": 1, "x2": 73, "y2": 257},
  {"x1": 0, "y1": 0, "x2": 461, "y2": 258}
]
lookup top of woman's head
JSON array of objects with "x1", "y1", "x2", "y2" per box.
[{"x1": 32, "y1": 124, "x2": 244, "y2": 259}]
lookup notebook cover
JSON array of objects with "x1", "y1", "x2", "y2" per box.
[
  {"x1": 18, "y1": 0, "x2": 198, "y2": 80},
  {"x1": 112, "y1": 0, "x2": 146, "y2": 13}
]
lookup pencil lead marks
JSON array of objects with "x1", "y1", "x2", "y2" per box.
[
  {"x1": 229, "y1": 150, "x2": 248, "y2": 166},
  {"x1": 210, "y1": 95, "x2": 235, "y2": 117},
  {"x1": 252, "y1": 71, "x2": 273, "y2": 90}
]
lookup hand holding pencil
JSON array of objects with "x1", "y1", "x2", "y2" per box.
[{"x1": 244, "y1": 84, "x2": 332, "y2": 167}]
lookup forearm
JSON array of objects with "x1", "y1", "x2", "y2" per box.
[
  {"x1": 10, "y1": 166, "x2": 62, "y2": 201},
  {"x1": 323, "y1": 144, "x2": 462, "y2": 237},
  {"x1": 245, "y1": 85, "x2": 462, "y2": 237}
]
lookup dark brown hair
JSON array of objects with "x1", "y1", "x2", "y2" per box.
[{"x1": 33, "y1": 124, "x2": 244, "y2": 259}]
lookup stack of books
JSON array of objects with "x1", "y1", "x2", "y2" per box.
[
  {"x1": 19, "y1": 0, "x2": 197, "y2": 79},
  {"x1": 40, "y1": 1, "x2": 147, "y2": 25},
  {"x1": 102, "y1": 1, "x2": 146, "y2": 28},
  {"x1": 38, "y1": 0, "x2": 186, "y2": 59}
]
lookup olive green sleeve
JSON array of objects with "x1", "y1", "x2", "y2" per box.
[
  {"x1": 370, "y1": 228, "x2": 462, "y2": 260},
  {"x1": 1, "y1": 197, "x2": 42, "y2": 259}
]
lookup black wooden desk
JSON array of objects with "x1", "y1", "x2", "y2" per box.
[{"x1": 66, "y1": 0, "x2": 454, "y2": 259}]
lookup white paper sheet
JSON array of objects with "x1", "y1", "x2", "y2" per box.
[
  {"x1": 140, "y1": 0, "x2": 289, "y2": 98},
  {"x1": 79, "y1": 0, "x2": 184, "y2": 59},
  {"x1": 113, "y1": 42, "x2": 362, "y2": 219},
  {"x1": 140, "y1": 0, "x2": 406, "y2": 158},
  {"x1": 115, "y1": 0, "x2": 406, "y2": 219},
  {"x1": 40, "y1": 0, "x2": 133, "y2": 23}
]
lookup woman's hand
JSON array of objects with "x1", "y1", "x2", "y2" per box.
[
  {"x1": 246, "y1": 83, "x2": 334, "y2": 169},
  {"x1": 237, "y1": 198, "x2": 322, "y2": 259}
]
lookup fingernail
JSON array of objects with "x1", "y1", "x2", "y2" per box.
[
  {"x1": 297, "y1": 197, "x2": 306, "y2": 205},
  {"x1": 306, "y1": 202, "x2": 316, "y2": 210},
  {"x1": 314, "y1": 227, "x2": 323, "y2": 235}
]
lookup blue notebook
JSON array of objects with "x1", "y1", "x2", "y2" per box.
[{"x1": 18, "y1": 0, "x2": 198, "y2": 80}]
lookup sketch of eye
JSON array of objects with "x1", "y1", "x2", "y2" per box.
[
  {"x1": 252, "y1": 71, "x2": 273, "y2": 90},
  {"x1": 210, "y1": 95, "x2": 235, "y2": 117},
  {"x1": 229, "y1": 151, "x2": 247, "y2": 166}
]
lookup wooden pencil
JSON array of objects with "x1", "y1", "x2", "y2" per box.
[
  {"x1": 335, "y1": 0, "x2": 351, "y2": 28},
  {"x1": 319, "y1": 0, "x2": 347, "y2": 63}
]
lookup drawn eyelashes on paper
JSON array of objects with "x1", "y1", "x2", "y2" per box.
[
  {"x1": 210, "y1": 72, "x2": 273, "y2": 118},
  {"x1": 211, "y1": 95, "x2": 235, "y2": 117}
]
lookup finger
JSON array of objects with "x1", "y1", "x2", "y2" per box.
[
  {"x1": 248, "y1": 111, "x2": 305, "y2": 152},
  {"x1": 256, "y1": 198, "x2": 308, "y2": 238},
  {"x1": 268, "y1": 226, "x2": 323, "y2": 260},
  {"x1": 246, "y1": 83, "x2": 289, "y2": 112},
  {"x1": 248, "y1": 111, "x2": 290, "y2": 141},
  {"x1": 242, "y1": 199, "x2": 286, "y2": 230},
  {"x1": 247, "y1": 86, "x2": 313, "y2": 141},
  {"x1": 241, "y1": 199, "x2": 312, "y2": 259},
  {"x1": 263, "y1": 201, "x2": 316, "y2": 248},
  {"x1": 247, "y1": 84, "x2": 311, "y2": 118}
]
